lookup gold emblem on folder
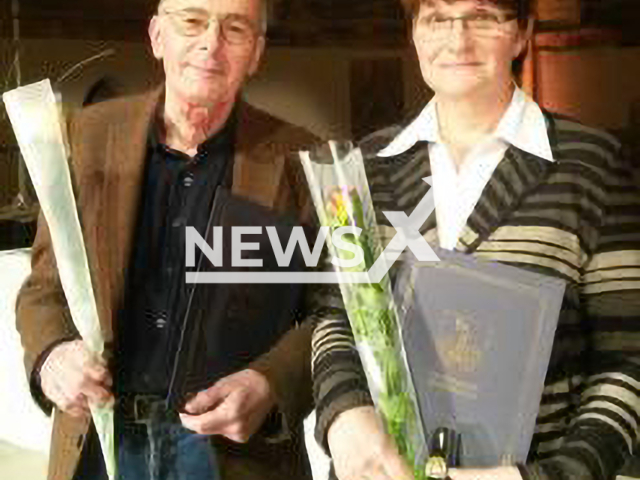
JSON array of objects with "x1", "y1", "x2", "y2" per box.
[{"x1": 438, "y1": 313, "x2": 482, "y2": 374}]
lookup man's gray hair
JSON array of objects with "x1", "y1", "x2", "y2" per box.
[{"x1": 157, "y1": 0, "x2": 269, "y2": 33}]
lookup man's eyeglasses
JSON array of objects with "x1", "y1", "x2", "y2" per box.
[
  {"x1": 161, "y1": 9, "x2": 261, "y2": 44},
  {"x1": 415, "y1": 11, "x2": 517, "y2": 39}
]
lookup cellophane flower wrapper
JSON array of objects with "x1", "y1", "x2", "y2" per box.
[
  {"x1": 3, "y1": 80, "x2": 116, "y2": 479},
  {"x1": 300, "y1": 142, "x2": 427, "y2": 479}
]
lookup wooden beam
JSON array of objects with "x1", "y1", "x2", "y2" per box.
[
  {"x1": 0, "y1": 16, "x2": 408, "y2": 47},
  {"x1": 0, "y1": 16, "x2": 147, "y2": 41}
]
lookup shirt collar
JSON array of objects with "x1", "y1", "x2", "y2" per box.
[
  {"x1": 149, "y1": 100, "x2": 238, "y2": 162},
  {"x1": 378, "y1": 86, "x2": 554, "y2": 162}
]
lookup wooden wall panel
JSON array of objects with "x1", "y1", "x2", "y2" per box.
[{"x1": 350, "y1": 57, "x2": 404, "y2": 140}]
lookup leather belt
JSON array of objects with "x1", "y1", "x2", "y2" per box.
[{"x1": 117, "y1": 394, "x2": 173, "y2": 424}]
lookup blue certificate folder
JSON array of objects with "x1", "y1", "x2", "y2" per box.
[{"x1": 395, "y1": 248, "x2": 566, "y2": 466}]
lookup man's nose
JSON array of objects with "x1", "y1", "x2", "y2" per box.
[{"x1": 197, "y1": 19, "x2": 224, "y2": 51}]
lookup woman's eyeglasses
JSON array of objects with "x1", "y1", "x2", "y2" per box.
[{"x1": 415, "y1": 11, "x2": 517, "y2": 39}]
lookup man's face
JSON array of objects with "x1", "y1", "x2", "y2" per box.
[
  {"x1": 149, "y1": 0, "x2": 265, "y2": 106},
  {"x1": 412, "y1": 0, "x2": 527, "y2": 99}
]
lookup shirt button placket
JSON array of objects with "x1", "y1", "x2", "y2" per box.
[
  {"x1": 155, "y1": 312, "x2": 167, "y2": 329},
  {"x1": 183, "y1": 174, "x2": 194, "y2": 188}
]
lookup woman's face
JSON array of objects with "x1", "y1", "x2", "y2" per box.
[{"x1": 412, "y1": 0, "x2": 528, "y2": 99}]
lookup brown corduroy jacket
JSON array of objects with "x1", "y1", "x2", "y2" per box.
[{"x1": 15, "y1": 88, "x2": 318, "y2": 480}]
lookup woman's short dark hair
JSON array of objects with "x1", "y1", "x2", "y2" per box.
[{"x1": 401, "y1": 0, "x2": 533, "y2": 27}]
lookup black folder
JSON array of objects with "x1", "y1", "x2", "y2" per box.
[{"x1": 167, "y1": 188, "x2": 307, "y2": 408}]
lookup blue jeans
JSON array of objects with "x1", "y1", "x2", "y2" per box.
[{"x1": 117, "y1": 416, "x2": 220, "y2": 480}]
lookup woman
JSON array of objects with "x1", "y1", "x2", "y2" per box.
[{"x1": 312, "y1": 1, "x2": 640, "y2": 479}]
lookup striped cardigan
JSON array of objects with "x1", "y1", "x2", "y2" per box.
[{"x1": 311, "y1": 113, "x2": 640, "y2": 480}]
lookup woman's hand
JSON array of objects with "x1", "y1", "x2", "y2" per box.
[{"x1": 327, "y1": 405, "x2": 414, "y2": 480}]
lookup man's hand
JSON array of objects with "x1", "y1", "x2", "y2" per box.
[
  {"x1": 327, "y1": 405, "x2": 414, "y2": 480},
  {"x1": 179, "y1": 369, "x2": 275, "y2": 443},
  {"x1": 40, "y1": 339, "x2": 113, "y2": 418},
  {"x1": 449, "y1": 467, "x2": 523, "y2": 480}
]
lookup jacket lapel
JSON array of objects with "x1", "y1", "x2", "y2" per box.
[
  {"x1": 458, "y1": 144, "x2": 554, "y2": 253},
  {"x1": 92, "y1": 89, "x2": 161, "y2": 342},
  {"x1": 231, "y1": 101, "x2": 287, "y2": 209}
]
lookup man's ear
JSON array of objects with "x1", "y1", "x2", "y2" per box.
[
  {"x1": 149, "y1": 16, "x2": 164, "y2": 60},
  {"x1": 247, "y1": 35, "x2": 265, "y2": 77}
]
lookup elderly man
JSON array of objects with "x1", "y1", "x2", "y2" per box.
[{"x1": 16, "y1": 0, "x2": 318, "y2": 479}]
